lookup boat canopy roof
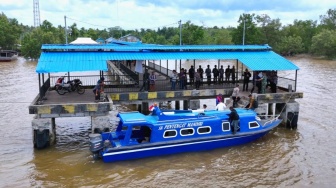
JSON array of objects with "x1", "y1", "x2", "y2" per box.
[{"x1": 36, "y1": 44, "x2": 299, "y2": 73}]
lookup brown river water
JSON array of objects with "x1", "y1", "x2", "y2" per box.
[{"x1": 0, "y1": 56, "x2": 335, "y2": 188}]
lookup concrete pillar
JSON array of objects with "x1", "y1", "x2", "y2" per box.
[
  {"x1": 281, "y1": 101, "x2": 300, "y2": 129},
  {"x1": 189, "y1": 99, "x2": 200, "y2": 110},
  {"x1": 137, "y1": 104, "x2": 142, "y2": 113},
  {"x1": 142, "y1": 102, "x2": 149, "y2": 114},
  {"x1": 183, "y1": 100, "x2": 189, "y2": 110},
  {"x1": 175, "y1": 100, "x2": 180, "y2": 110},
  {"x1": 91, "y1": 115, "x2": 113, "y2": 134},
  {"x1": 51, "y1": 118, "x2": 56, "y2": 145},
  {"x1": 32, "y1": 117, "x2": 53, "y2": 148}
]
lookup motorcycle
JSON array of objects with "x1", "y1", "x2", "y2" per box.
[{"x1": 55, "y1": 77, "x2": 85, "y2": 95}]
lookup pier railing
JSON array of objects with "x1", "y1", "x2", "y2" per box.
[
  {"x1": 277, "y1": 77, "x2": 296, "y2": 92},
  {"x1": 49, "y1": 75, "x2": 237, "y2": 93}
]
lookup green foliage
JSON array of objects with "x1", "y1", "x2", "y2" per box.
[
  {"x1": 276, "y1": 35, "x2": 304, "y2": 55},
  {"x1": 1, "y1": 9, "x2": 336, "y2": 60},
  {"x1": 255, "y1": 14, "x2": 282, "y2": 47},
  {"x1": 311, "y1": 29, "x2": 336, "y2": 58},
  {"x1": 319, "y1": 8, "x2": 336, "y2": 30},
  {"x1": 0, "y1": 13, "x2": 21, "y2": 50},
  {"x1": 182, "y1": 21, "x2": 204, "y2": 45}
]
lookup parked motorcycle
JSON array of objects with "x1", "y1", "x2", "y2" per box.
[{"x1": 55, "y1": 77, "x2": 85, "y2": 95}]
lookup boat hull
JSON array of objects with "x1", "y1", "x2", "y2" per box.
[{"x1": 102, "y1": 130, "x2": 270, "y2": 163}]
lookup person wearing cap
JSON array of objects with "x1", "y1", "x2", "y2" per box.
[{"x1": 93, "y1": 77, "x2": 105, "y2": 102}]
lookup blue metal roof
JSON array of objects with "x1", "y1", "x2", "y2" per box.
[
  {"x1": 36, "y1": 50, "x2": 299, "y2": 73},
  {"x1": 41, "y1": 44, "x2": 272, "y2": 51}
]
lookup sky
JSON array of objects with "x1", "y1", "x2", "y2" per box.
[{"x1": 1, "y1": 0, "x2": 335, "y2": 30}]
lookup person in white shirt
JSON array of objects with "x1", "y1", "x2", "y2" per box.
[
  {"x1": 216, "y1": 102, "x2": 226, "y2": 111},
  {"x1": 232, "y1": 84, "x2": 240, "y2": 107}
]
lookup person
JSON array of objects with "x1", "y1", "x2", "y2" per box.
[
  {"x1": 178, "y1": 68, "x2": 186, "y2": 89},
  {"x1": 216, "y1": 101, "x2": 226, "y2": 111},
  {"x1": 195, "y1": 69, "x2": 201, "y2": 89},
  {"x1": 197, "y1": 65, "x2": 204, "y2": 86},
  {"x1": 231, "y1": 84, "x2": 240, "y2": 107},
  {"x1": 149, "y1": 71, "x2": 156, "y2": 91},
  {"x1": 219, "y1": 65, "x2": 224, "y2": 84},
  {"x1": 205, "y1": 65, "x2": 211, "y2": 85},
  {"x1": 140, "y1": 69, "x2": 150, "y2": 91},
  {"x1": 183, "y1": 68, "x2": 188, "y2": 89},
  {"x1": 188, "y1": 65, "x2": 195, "y2": 86},
  {"x1": 229, "y1": 106, "x2": 239, "y2": 134},
  {"x1": 242, "y1": 68, "x2": 251, "y2": 91},
  {"x1": 256, "y1": 71, "x2": 263, "y2": 93},
  {"x1": 93, "y1": 77, "x2": 105, "y2": 102},
  {"x1": 257, "y1": 72, "x2": 267, "y2": 94},
  {"x1": 231, "y1": 65, "x2": 236, "y2": 84},
  {"x1": 225, "y1": 65, "x2": 230, "y2": 83},
  {"x1": 203, "y1": 104, "x2": 207, "y2": 109},
  {"x1": 170, "y1": 70, "x2": 178, "y2": 90},
  {"x1": 245, "y1": 94, "x2": 257, "y2": 110},
  {"x1": 216, "y1": 94, "x2": 223, "y2": 105},
  {"x1": 212, "y1": 65, "x2": 219, "y2": 84}
]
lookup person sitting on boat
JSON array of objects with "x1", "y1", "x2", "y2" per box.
[
  {"x1": 245, "y1": 94, "x2": 257, "y2": 110},
  {"x1": 151, "y1": 103, "x2": 162, "y2": 116},
  {"x1": 229, "y1": 106, "x2": 240, "y2": 134},
  {"x1": 216, "y1": 101, "x2": 226, "y2": 111}
]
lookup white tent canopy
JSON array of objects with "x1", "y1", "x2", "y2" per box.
[{"x1": 70, "y1": 37, "x2": 98, "y2": 44}]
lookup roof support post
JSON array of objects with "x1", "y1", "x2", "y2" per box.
[
  {"x1": 236, "y1": 59, "x2": 239, "y2": 82},
  {"x1": 295, "y1": 70, "x2": 298, "y2": 92},
  {"x1": 166, "y1": 60, "x2": 168, "y2": 75},
  {"x1": 38, "y1": 73, "x2": 42, "y2": 100},
  {"x1": 179, "y1": 60, "x2": 182, "y2": 71}
]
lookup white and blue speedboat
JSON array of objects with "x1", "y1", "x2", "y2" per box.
[{"x1": 89, "y1": 107, "x2": 282, "y2": 163}]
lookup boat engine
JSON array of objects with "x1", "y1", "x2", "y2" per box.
[{"x1": 89, "y1": 133, "x2": 103, "y2": 157}]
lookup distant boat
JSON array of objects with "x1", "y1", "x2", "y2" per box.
[
  {"x1": 0, "y1": 50, "x2": 18, "y2": 62},
  {"x1": 89, "y1": 107, "x2": 282, "y2": 163}
]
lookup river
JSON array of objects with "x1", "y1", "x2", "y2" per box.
[{"x1": 0, "y1": 56, "x2": 335, "y2": 188}]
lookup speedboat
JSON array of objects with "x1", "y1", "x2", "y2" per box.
[{"x1": 89, "y1": 106, "x2": 282, "y2": 163}]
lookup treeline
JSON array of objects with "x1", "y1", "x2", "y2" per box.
[{"x1": 0, "y1": 9, "x2": 335, "y2": 59}]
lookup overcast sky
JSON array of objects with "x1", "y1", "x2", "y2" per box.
[{"x1": 1, "y1": 0, "x2": 335, "y2": 30}]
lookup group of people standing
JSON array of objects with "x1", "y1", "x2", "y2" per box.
[
  {"x1": 251, "y1": 70, "x2": 278, "y2": 94},
  {"x1": 169, "y1": 64, "x2": 242, "y2": 90}
]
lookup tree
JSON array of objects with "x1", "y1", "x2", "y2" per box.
[
  {"x1": 277, "y1": 35, "x2": 304, "y2": 56},
  {"x1": 319, "y1": 8, "x2": 336, "y2": 30},
  {"x1": 231, "y1": 13, "x2": 261, "y2": 45},
  {"x1": 311, "y1": 29, "x2": 336, "y2": 58},
  {"x1": 0, "y1": 13, "x2": 22, "y2": 49},
  {"x1": 282, "y1": 20, "x2": 317, "y2": 52},
  {"x1": 181, "y1": 21, "x2": 204, "y2": 45},
  {"x1": 255, "y1": 14, "x2": 282, "y2": 47}
]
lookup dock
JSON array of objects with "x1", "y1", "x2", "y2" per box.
[{"x1": 29, "y1": 43, "x2": 303, "y2": 149}]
